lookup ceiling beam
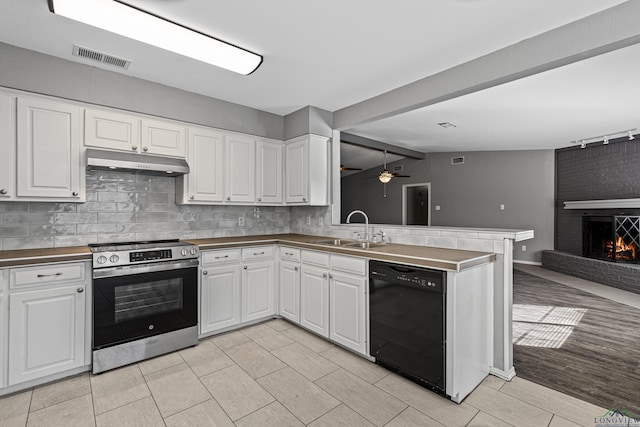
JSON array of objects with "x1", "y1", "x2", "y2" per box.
[
  {"x1": 333, "y1": 1, "x2": 640, "y2": 130},
  {"x1": 341, "y1": 132, "x2": 425, "y2": 159}
]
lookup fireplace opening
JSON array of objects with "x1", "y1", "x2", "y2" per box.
[{"x1": 583, "y1": 216, "x2": 640, "y2": 263}]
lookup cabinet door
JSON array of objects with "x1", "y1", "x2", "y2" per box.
[
  {"x1": 300, "y1": 265, "x2": 329, "y2": 337},
  {"x1": 201, "y1": 265, "x2": 241, "y2": 335},
  {"x1": 330, "y1": 272, "x2": 367, "y2": 355},
  {"x1": 242, "y1": 261, "x2": 275, "y2": 322},
  {"x1": 8, "y1": 285, "x2": 85, "y2": 385},
  {"x1": 0, "y1": 293, "x2": 4, "y2": 388},
  {"x1": 225, "y1": 134, "x2": 255, "y2": 203},
  {"x1": 16, "y1": 97, "x2": 82, "y2": 200},
  {"x1": 284, "y1": 138, "x2": 308, "y2": 203},
  {"x1": 279, "y1": 261, "x2": 300, "y2": 323},
  {"x1": 256, "y1": 140, "x2": 283, "y2": 204},
  {"x1": 0, "y1": 93, "x2": 14, "y2": 199},
  {"x1": 84, "y1": 108, "x2": 139, "y2": 152},
  {"x1": 141, "y1": 118, "x2": 186, "y2": 158},
  {"x1": 185, "y1": 127, "x2": 224, "y2": 203}
]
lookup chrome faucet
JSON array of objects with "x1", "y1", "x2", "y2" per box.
[{"x1": 346, "y1": 210, "x2": 370, "y2": 241}]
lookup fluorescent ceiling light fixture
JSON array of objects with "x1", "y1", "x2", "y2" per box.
[{"x1": 48, "y1": 0, "x2": 262, "y2": 75}]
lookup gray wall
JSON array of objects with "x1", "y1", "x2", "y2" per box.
[
  {"x1": 0, "y1": 42, "x2": 283, "y2": 139},
  {"x1": 341, "y1": 150, "x2": 555, "y2": 263},
  {"x1": 283, "y1": 106, "x2": 333, "y2": 140},
  {"x1": 0, "y1": 171, "x2": 290, "y2": 251},
  {"x1": 555, "y1": 138, "x2": 640, "y2": 255}
]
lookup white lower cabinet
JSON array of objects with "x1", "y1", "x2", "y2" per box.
[
  {"x1": 278, "y1": 261, "x2": 300, "y2": 323},
  {"x1": 7, "y1": 262, "x2": 88, "y2": 386},
  {"x1": 200, "y1": 264, "x2": 241, "y2": 335},
  {"x1": 329, "y1": 272, "x2": 367, "y2": 354},
  {"x1": 299, "y1": 265, "x2": 330, "y2": 338},
  {"x1": 200, "y1": 247, "x2": 275, "y2": 336}
]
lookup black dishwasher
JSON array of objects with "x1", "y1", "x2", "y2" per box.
[{"x1": 369, "y1": 260, "x2": 446, "y2": 396}]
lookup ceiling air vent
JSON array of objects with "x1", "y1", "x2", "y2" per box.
[
  {"x1": 72, "y1": 45, "x2": 131, "y2": 70},
  {"x1": 451, "y1": 156, "x2": 465, "y2": 165}
]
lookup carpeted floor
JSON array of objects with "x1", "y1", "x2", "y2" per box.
[{"x1": 513, "y1": 270, "x2": 640, "y2": 417}]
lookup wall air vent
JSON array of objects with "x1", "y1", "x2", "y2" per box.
[
  {"x1": 72, "y1": 45, "x2": 131, "y2": 70},
  {"x1": 393, "y1": 165, "x2": 403, "y2": 172},
  {"x1": 451, "y1": 156, "x2": 465, "y2": 165}
]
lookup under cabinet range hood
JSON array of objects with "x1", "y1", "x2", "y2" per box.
[{"x1": 86, "y1": 149, "x2": 190, "y2": 176}]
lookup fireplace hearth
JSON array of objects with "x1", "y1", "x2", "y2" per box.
[{"x1": 583, "y1": 216, "x2": 640, "y2": 263}]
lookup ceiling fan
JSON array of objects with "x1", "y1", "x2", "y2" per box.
[
  {"x1": 377, "y1": 150, "x2": 410, "y2": 182},
  {"x1": 340, "y1": 165, "x2": 363, "y2": 171}
]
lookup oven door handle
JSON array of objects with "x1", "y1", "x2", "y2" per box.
[{"x1": 93, "y1": 259, "x2": 199, "y2": 279}]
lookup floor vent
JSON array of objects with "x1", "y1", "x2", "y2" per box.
[
  {"x1": 451, "y1": 156, "x2": 465, "y2": 165},
  {"x1": 72, "y1": 45, "x2": 131, "y2": 70}
]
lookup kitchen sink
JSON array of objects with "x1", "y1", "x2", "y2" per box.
[
  {"x1": 310, "y1": 239, "x2": 353, "y2": 246},
  {"x1": 342, "y1": 241, "x2": 388, "y2": 249}
]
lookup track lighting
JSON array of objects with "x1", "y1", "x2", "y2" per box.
[
  {"x1": 580, "y1": 141, "x2": 586, "y2": 149},
  {"x1": 572, "y1": 128, "x2": 637, "y2": 148},
  {"x1": 629, "y1": 131, "x2": 635, "y2": 141},
  {"x1": 603, "y1": 137, "x2": 609, "y2": 145}
]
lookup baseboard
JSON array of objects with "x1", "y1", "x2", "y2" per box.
[
  {"x1": 489, "y1": 366, "x2": 516, "y2": 381},
  {"x1": 513, "y1": 260, "x2": 542, "y2": 266}
]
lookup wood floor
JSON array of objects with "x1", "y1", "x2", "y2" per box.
[{"x1": 513, "y1": 270, "x2": 640, "y2": 417}]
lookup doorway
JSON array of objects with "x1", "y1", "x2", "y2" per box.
[{"x1": 402, "y1": 183, "x2": 431, "y2": 226}]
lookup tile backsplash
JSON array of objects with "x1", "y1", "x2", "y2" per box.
[{"x1": 0, "y1": 171, "x2": 291, "y2": 250}]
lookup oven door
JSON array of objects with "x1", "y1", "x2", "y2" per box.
[{"x1": 93, "y1": 259, "x2": 198, "y2": 350}]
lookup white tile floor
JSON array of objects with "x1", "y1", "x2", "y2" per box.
[{"x1": 1, "y1": 318, "x2": 607, "y2": 427}]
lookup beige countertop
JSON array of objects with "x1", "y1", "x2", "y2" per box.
[
  {"x1": 0, "y1": 234, "x2": 495, "y2": 271},
  {"x1": 185, "y1": 233, "x2": 495, "y2": 272},
  {"x1": 0, "y1": 246, "x2": 92, "y2": 268}
]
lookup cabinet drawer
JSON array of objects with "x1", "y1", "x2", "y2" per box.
[
  {"x1": 301, "y1": 250, "x2": 330, "y2": 268},
  {"x1": 10, "y1": 262, "x2": 86, "y2": 289},
  {"x1": 201, "y1": 249, "x2": 239, "y2": 266},
  {"x1": 242, "y1": 246, "x2": 275, "y2": 261},
  {"x1": 331, "y1": 255, "x2": 366, "y2": 276},
  {"x1": 279, "y1": 246, "x2": 301, "y2": 262}
]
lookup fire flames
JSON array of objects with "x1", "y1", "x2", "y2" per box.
[{"x1": 605, "y1": 236, "x2": 637, "y2": 261}]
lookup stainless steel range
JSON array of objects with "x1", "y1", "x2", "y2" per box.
[{"x1": 89, "y1": 240, "x2": 199, "y2": 373}]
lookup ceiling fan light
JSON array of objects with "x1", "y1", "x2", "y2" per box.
[
  {"x1": 378, "y1": 170, "x2": 393, "y2": 183},
  {"x1": 48, "y1": 0, "x2": 262, "y2": 75}
]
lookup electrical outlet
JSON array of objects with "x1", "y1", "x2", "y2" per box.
[
  {"x1": 435, "y1": 205, "x2": 441, "y2": 211},
  {"x1": 522, "y1": 245, "x2": 527, "y2": 251},
  {"x1": 238, "y1": 216, "x2": 245, "y2": 226},
  {"x1": 306, "y1": 215, "x2": 311, "y2": 225},
  {"x1": 500, "y1": 204, "x2": 505, "y2": 210}
]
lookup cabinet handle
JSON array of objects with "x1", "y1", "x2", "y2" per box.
[
  {"x1": 253, "y1": 252, "x2": 265, "y2": 256},
  {"x1": 329, "y1": 274, "x2": 333, "y2": 279},
  {"x1": 226, "y1": 197, "x2": 231, "y2": 201},
  {"x1": 303, "y1": 198, "x2": 307, "y2": 202},
  {"x1": 77, "y1": 288, "x2": 84, "y2": 293},
  {"x1": 190, "y1": 195, "x2": 195, "y2": 200},
  {"x1": 203, "y1": 271, "x2": 208, "y2": 275},
  {"x1": 143, "y1": 146, "x2": 148, "y2": 152},
  {"x1": 72, "y1": 191, "x2": 79, "y2": 197},
  {"x1": 214, "y1": 255, "x2": 229, "y2": 259},
  {"x1": 285, "y1": 252, "x2": 293, "y2": 256},
  {"x1": 295, "y1": 267, "x2": 299, "y2": 271},
  {"x1": 257, "y1": 197, "x2": 261, "y2": 201},
  {"x1": 0, "y1": 189, "x2": 7, "y2": 195},
  {"x1": 132, "y1": 146, "x2": 138, "y2": 151},
  {"x1": 37, "y1": 272, "x2": 63, "y2": 278},
  {"x1": 243, "y1": 266, "x2": 248, "y2": 270},
  {"x1": 322, "y1": 273, "x2": 327, "y2": 278}
]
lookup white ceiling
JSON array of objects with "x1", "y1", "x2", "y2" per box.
[{"x1": 0, "y1": 0, "x2": 634, "y2": 154}]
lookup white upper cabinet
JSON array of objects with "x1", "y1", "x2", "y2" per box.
[
  {"x1": 256, "y1": 139, "x2": 283, "y2": 204},
  {"x1": 178, "y1": 126, "x2": 225, "y2": 203},
  {"x1": 225, "y1": 134, "x2": 255, "y2": 203},
  {"x1": 284, "y1": 134, "x2": 329, "y2": 205},
  {"x1": 85, "y1": 108, "x2": 186, "y2": 158},
  {"x1": 16, "y1": 96, "x2": 83, "y2": 201},
  {"x1": 0, "y1": 93, "x2": 14, "y2": 199},
  {"x1": 141, "y1": 118, "x2": 186, "y2": 158},
  {"x1": 85, "y1": 108, "x2": 140, "y2": 152}
]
